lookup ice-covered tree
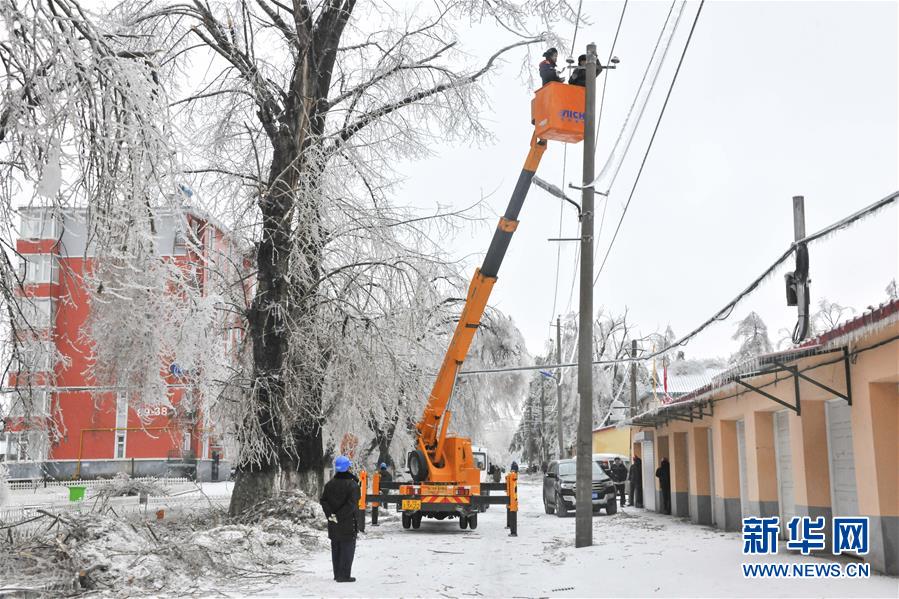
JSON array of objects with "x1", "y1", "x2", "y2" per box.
[
  {"x1": 1, "y1": 0, "x2": 579, "y2": 514},
  {"x1": 730, "y1": 311, "x2": 773, "y2": 364},
  {"x1": 811, "y1": 298, "x2": 855, "y2": 335},
  {"x1": 885, "y1": 279, "x2": 897, "y2": 301}
]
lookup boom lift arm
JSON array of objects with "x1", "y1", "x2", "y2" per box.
[{"x1": 414, "y1": 133, "x2": 547, "y2": 477}]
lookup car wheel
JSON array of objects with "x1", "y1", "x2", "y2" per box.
[
  {"x1": 467, "y1": 513, "x2": 478, "y2": 530},
  {"x1": 459, "y1": 515, "x2": 469, "y2": 530},
  {"x1": 605, "y1": 496, "x2": 618, "y2": 515},
  {"x1": 402, "y1": 513, "x2": 412, "y2": 529},
  {"x1": 411, "y1": 513, "x2": 422, "y2": 529},
  {"x1": 555, "y1": 493, "x2": 568, "y2": 517}
]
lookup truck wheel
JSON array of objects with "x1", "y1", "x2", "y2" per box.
[
  {"x1": 459, "y1": 515, "x2": 468, "y2": 530},
  {"x1": 467, "y1": 513, "x2": 478, "y2": 530},
  {"x1": 402, "y1": 513, "x2": 412, "y2": 529},
  {"x1": 407, "y1": 449, "x2": 429, "y2": 483},
  {"x1": 555, "y1": 493, "x2": 568, "y2": 518},
  {"x1": 411, "y1": 513, "x2": 422, "y2": 529},
  {"x1": 605, "y1": 496, "x2": 618, "y2": 515}
]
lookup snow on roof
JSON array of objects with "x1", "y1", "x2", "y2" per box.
[{"x1": 629, "y1": 298, "x2": 899, "y2": 424}]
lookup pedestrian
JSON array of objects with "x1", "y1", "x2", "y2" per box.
[
  {"x1": 510, "y1": 460, "x2": 519, "y2": 473},
  {"x1": 610, "y1": 457, "x2": 628, "y2": 507},
  {"x1": 539, "y1": 48, "x2": 563, "y2": 86},
  {"x1": 320, "y1": 455, "x2": 360, "y2": 583},
  {"x1": 541, "y1": 461, "x2": 548, "y2": 474},
  {"x1": 628, "y1": 455, "x2": 643, "y2": 508},
  {"x1": 490, "y1": 463, "x2": 501, "y2": 483},
  {"x1": 656, "y1": 457, "x2": 671, "y2": 515}
]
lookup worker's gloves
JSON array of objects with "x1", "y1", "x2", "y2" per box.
[{"x1": 328, "y1": 514, "x2": 338, "y2": 524}]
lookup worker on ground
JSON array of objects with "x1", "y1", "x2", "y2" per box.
[
  {"x1": 320, "y1": 455, "x2": 360, "y2": 583},
  {"x1": 510, "y1": 460, "x2": 519, "y2": 473},
  {"x1": 539, "y1": 48, "x2": 564, "y2": 86},
  {"x1": 379, "y1": 462, "x2": 392, "y2": 498},
  {"x1": 656, "y1": 457, "x2": 672, "y2": 515},
  {"x1": 610, "y1": 456, "x2": 628, "y2": 507},
  {"x1": 628, "y1": 455, "x2": 643, "y2": 507}
]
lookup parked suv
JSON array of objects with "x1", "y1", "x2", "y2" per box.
[{"x1": 543, "y1": 458, "x2": 618, "y2": 517}]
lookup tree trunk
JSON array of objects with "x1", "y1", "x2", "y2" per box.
[
  {"x1": 280, "y1": 422, "x2": 325, "y2": 498},
  {"x1": 229, "y1": 464, "x2": 279, "y2": 516}
]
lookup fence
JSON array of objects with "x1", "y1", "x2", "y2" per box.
[{"x1": 7, "y1": 476, "x2": 191, "y2": 492}]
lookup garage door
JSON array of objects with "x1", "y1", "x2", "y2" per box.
[
  {"x1": 642, "y1": 440, "x2": 656, "y2": 511},
  {"x1": 774, "y1": 410, "x2": 797, "y2": 536},
  {"x1": 825, "y1": 399, "x2": 859, "y2": 518},
  {"x1": 736, "y1": 420, "x2": 748, "y2": 518}
]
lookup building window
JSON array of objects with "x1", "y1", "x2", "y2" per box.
[
  {"x1": 115, "y1": 432, "x2": 126, "y2": 459},
  {"x1": 114, "y1": 392, "x2": 128, "y2": 459},
  {"x1": 19, "y1": 254, "x2": 56, "y2": 284},
  {"x1": 12, "y1": 340, "x2": 54, "y2": 374},
  {"x1": 4, "y1": 390, "x2": 49, "y2": 417},
  {"x1": 20, "y1": 211, "x2": 60, "y2": 240},
  {"x1": 4, "y1": 432, "x2": 28, "y2": 462},
  {"x1": 15, "y1": 297, "x2": 54, "y2": 330},
  {"x1": 182, "y1": 430, "x2": 192, "y2": 452}
]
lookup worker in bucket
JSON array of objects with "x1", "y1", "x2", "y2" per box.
[
  {"x1": 320, "y1": 455, "x2": 360, "y2": 583},
  {"x1": 539, "y1": 48, "x2": 564, "y2": 85}
]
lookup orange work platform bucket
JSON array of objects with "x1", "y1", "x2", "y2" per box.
[{"x1": 531, "y1": 82, "x2": 585, "y2": 143}]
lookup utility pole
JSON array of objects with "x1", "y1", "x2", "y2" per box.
[
  {"x1": 575, "y1": 43, "x2": 597, "y2": 549},
  {"x1": 556, "y1": 316, "x2": 565, "y2": 458},
  {"x1": 630, "y1": 339, "x2": 638, "y2": 416},
  {"x1": 786, "y1": 195, "x2": 810, "y2": 343},
  {"x1": 540, "y1": 380, "x2": 547, "y2": 465}
]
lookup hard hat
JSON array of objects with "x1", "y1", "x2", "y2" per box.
[
  {"x1": 334, "y1": 456, "x2": 351, "y2": 472},
  {"x1": 379, "y1": 463, "x2": 388, "y2": 470}
]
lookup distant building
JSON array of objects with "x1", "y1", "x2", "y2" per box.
[
  {"x1": 630, "y1": 300, "x2": 899, "y2": 575},
  {"x1": 3, "y1": 204, "x2": 246, "y2": 481}
]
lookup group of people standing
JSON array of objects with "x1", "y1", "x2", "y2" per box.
[{"x1": 603, "y1": 454, "x2": 672, "y2": 513}]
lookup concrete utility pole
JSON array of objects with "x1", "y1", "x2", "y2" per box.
[
  {"x1": 556, "y1": 316, "x2": 565, "y2": 458},
  {"x1": 540, "y1": 381, "x2": 547, "y2": 464},
  {"x1": 575, "y1": 43, "x2": 597, "y2": 549},
  {"x1": 630, "y1": 339, "x2": 638, "y2": 416}
]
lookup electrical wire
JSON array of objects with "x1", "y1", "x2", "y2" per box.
[
  {"x1": 592, "y1": 0, "x2": 705, "y2": 287},
  {"x1": 458, "y1": 188, "x2": 899, "y2": 376}
]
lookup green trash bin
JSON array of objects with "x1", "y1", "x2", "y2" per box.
[{"x1": 68, "y1": 485, "x2": 86, "y2": 502}]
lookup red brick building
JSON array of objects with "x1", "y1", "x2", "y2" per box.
[{"x1": 2, "y1": 204, "x2": 244, "y2": 481}]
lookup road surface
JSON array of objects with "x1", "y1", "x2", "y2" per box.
[{"x1": 268, "y1": 476, "x2": 897, "y2": 598}]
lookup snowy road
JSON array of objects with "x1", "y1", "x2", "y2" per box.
[{"x1": 266, "y1": 476, "x2": 897, "y2": 598}]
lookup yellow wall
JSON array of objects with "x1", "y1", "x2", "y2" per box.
[{"x1": 592, "y1": 426, "x2": 632, "y2": 456}]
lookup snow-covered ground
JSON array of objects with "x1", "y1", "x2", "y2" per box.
[{"x1": 265, "y1": 476, "x2": 897, "y2": 598}]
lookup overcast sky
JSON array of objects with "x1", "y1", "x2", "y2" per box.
[{"x1": 395, "y1": 0, "x2": 898, "y2": 362}]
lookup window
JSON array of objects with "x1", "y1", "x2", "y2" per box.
[
  {"x1": 115, "y1": 432, "x2": 126, "y2": 459},
  {"x1": 115, "y1": 392, "x2": 129, "y2": 428},
  {"x1": 20, "y1": 211, "x2": 60, "y2": 240},
  {"x1": 15, "y1": 297, "x2": 53, "y2": 329},
  {"x1": 4, "y1": 432, "x2": 28, "y2": 462},
  {"x1": 473, "y1": 452, "x2": 487, "y2": 471},
  {"x1": 4, "y1": 390, "x2": 49, "y2": 416},
  {"x1": 182, "y1": 430, "x2": 192, "y2": 452},
  {"x1": 12, "y1": 341, "x2": 54, "y2": 373},
  {"x1": 19, "y1": 254, "x2": 56, "y2": 284}
]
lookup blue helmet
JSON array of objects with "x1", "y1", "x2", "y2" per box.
[
  {"x1": 379, "y1": 463, "x2": 388, "y2": 470},
  {"x1": 334, "y1": 456, "x2": 351, "y2": 473}
]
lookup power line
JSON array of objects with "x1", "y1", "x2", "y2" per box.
[
  {"x1": 592, "y1": 0, "x2": 705, "y2": 287},
  {"x1": 595, "y1": 0, "x2": 675, "y2": 276},
  {"x1": 459, "y1": 189, "x2": 899, "y2": 377}
]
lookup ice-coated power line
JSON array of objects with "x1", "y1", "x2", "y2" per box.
[
  {"x1": 458, "y1": 188, "x2": 899, "y2": 377},
  {"x1": 592, "y1": 0, "x2": 706, "y2": 287}
]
